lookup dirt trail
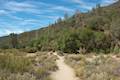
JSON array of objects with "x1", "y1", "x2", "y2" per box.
[{"x1": 51, "y1": 52, "x2": 79, "y2": 80}]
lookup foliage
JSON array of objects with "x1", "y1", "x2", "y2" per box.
[
  {"x1": 0, "y1": 1, "x2": 120, "y2": 53},
  {"x1": 63, "y1": 33, "x2": 80, "y2": 53},
  {"x1": 9, "y1": 33, "x2": 18, "y2": 48},
  {"x1": 110, "y1": 19, "x2": 120, "y2": 40},
  {"x1": 65, "y1": 54, "x2": 120, "y2": 80},
  {"x1": 25, "y1": 47, "x2": 37, "y2": 53}
]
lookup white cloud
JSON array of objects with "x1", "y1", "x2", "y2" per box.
[
  {"x1": 0, "y1": 26, "x2": 24, "y2": 36},
  {"x1": 71, "y1": 0, "x2": 94, "y2": 10},
  {"x1": 42, "y1": 15, "x2": 64, "y2": 20},
  {"x1": 0, "y1": 10, "x2": 23, "y2": 21},
  {"x1": 4, "y1": 1, "x2": 40, "y2": 14},
  {"x1": 0, "y1": 18, "x2": 41, "y2": 36},
  {"x1": 20, "y1": 19, "x2": 40, "y2": 26},
  {"x1": 0, "y1": 10, "x2": 7, "y2": 15},
  {"x1": 51, "y1": 6, "x2": 74, "y2": 12},
  {"x1": 80, "y1": 4, "x2": 93, "y2": 10},
  {"x1": 30, "y1": 1, "x2": 54, "y2": 7},
  {"x1": 46, "y1": 16, "x2": 62, "y2": 19},
  {"x1": 101, "y1": 0, "x2": 118, "y2": 6},
  {"x1": 8, "y1": 14, "x2": 23, "y2": 20},
  {"x1": 4, "y1": 29, "x2": 23, "y2": 35},
  {"x1": 71, "y1": 0, "x2": 118, "y2": 10},
  {"x1": 72, "y1": 0, "x2": 84, "y2": 5}
]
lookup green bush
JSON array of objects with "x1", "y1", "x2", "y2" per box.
[
  {"x1": 94, "y1": 32, "x2": 111, "y2": 53},
  {"x1": 25, "y1": 47, "x2": 37, "y2": 53},
  {"x1": 63, "y1": 33, "x2": 80, "y2": 53},
  {"x1": 86, "y1": 16, "x2": 106, "y2": 31},
  {"x1": 78, "y1": 28, "x2": 95, "y2": 52}
]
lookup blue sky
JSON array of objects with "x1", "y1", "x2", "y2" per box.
[{"x1": 0, "y1": 0, "x2": 118, "y2": 37}]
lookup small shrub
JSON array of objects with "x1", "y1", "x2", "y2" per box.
[
  {"x1": 65, "y1": 54, "x2": 120, "y2": 80},
  {"x1": 0, "y1": 51, "x2": 57, "y2": 80},
  {"x1": 25, "y1": 47, "x2": 37, "y2": 53},
  {"x1": 7, "y1": 73, "x2": 36, "y2": 80},
  {"x1": 0, "y1": 54, "x2": 32, "y2": 73}
]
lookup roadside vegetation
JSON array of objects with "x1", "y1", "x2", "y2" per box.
[
  {"x1": 0, "y1": 49, "x2": 58, "y2": 80},
  {"x1": 65, "y1": 53, "x2": 120, "y2": 80}
]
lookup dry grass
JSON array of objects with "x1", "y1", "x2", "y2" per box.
[
  {"x1": 0, "y1": 50, "x2": 58, "y2": 80},
  {"x1": 65, "y1": 54, "x2": 120, "y2": 80}
]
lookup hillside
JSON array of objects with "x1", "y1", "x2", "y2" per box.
[{"x1": 0, "y1": 0, "x2": 120, "y2": 53}]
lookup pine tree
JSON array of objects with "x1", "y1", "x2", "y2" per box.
[
  {"x1": 64, "y1": 12, "x2": 69, "y2": 20},
  {"x1": 9, "y1": 33, "x2": 18, "y2": 48}
]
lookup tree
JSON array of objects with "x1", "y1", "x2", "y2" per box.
[
  {"x1": 95, "y1": 4, "x2": 102, "y2": 15},
  {"x1": 78, "y1": 28, "x2": 95, "y2": 52},
  {"x1": 63, "y1": 33, "x2": 80, "y2": 53},
  {"x1": 57, "y1": 17, "x2": 62, "y2": 23},
  {"x1": 9, "y1": 33, "x2": 18, "y2": 48},
  {"x1": 74, "y1": 9, "x2": 84, "y2": 27},
  {"x1": 86, "y1": 16, "x2": 105, "y2": 31},
  {"x1": 94, "y1": 32, "x2": 111, "y2": 53},
  {"x1": 75, "y1": 9, "x2": 80, "y2": 16},
  {"x1": 110, "y1": 19, "x2": 120, "y2": 47},
  {"x1": 64, "y1": 12, "x2": 69, "y2": 20}
]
